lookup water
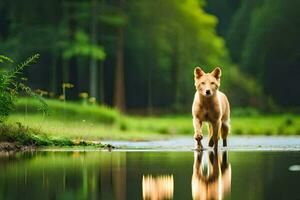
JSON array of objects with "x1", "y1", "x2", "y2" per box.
[{"x1": 1, "y1": 150, "x2": 300, "y2": 200}]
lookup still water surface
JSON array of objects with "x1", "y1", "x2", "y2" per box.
[{"x1": 0, "y1": 150, "x2": 300, "y2": 200}]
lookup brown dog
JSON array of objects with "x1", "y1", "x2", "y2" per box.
[{"x1": 192, "y1": 67, "x2": 230, "y2": 149}]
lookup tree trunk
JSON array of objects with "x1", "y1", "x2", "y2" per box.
[
  {"x1": 113, "y1": 0, "x2": 126, "y2": 111},
  {"x1": 51, "y1": 52, "x2": 57, "y2": 95},
  {"x1": 63, "y1": 2, "x2": 78, "y2": 99},
  {"x1": 62, "y1": 2, "x2": 70, "y2": 84},
  {"x1": 147, "y1": 64, "x2": 153, "y2": 115},
  {"x1": 98, "y1": 0, "x2": 105, "y2": 104},
  {"x1": 89, "y1": 0, "x2": 98, "y2": 100},
  {"x1": 99, "y1": 61, "x2": 105, "y2": 103},
  {"x1": 67, "y1": 2, "x2": 78, "y2": 99},
  {"x1": 171, "y1": 35, "x2": 180, "y2": 111}
]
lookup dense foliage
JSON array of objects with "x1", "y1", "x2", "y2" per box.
[
  {"x1": 206, "y1": 0, "x2": 300, "y2": 107},
  {"x1": 0, "y1": 0, "x2": 299, "y2": 112}
]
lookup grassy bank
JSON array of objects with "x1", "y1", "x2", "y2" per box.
[
  {"x1": 0, "y1": 122, "x2": 112, "y2": 151},
  {"x1": 2, "y1": 98, "x2": 300, "y2": 145},
  {"x1": 122, "y1": 114, "x2": 300, "y2": 136}
]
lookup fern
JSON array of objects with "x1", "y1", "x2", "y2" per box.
[
  {"x1": 0, "y1": 55, "x2": 14, "y2": 64},
  {"x1": 0, "y1": 54, "x2": 39, "y2": 91},
  {"x1": 0, "y1": 54, "x2": 46, "y2": 122}
]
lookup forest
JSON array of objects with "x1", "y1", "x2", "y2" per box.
[
  {"x1": 1, "y1": 2, "x2": 300, "y2": 199},
  {"x1": 1, "y1": 0, "x2": 299, "y2": 114}
]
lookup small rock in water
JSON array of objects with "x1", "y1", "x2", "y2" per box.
[{"x1": 288, "y1": 165, "x2": 300, "y2": 171}]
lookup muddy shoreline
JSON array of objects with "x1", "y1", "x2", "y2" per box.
[
  {"x1": 0, "y1": 142, "x2": 36, "y2": 153},
  {"x1": 0, "y1": 141, "x2": 115, "y2": 153},
  {"x1": 2, "y1": 136, "x2": 300, "y2": 153}
]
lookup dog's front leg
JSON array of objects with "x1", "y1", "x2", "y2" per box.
[
  {"x1": 193, "y1": 117, "x2": 203, "y2": 149},
  {"x1": 211, "y1": 120, "x2": 221, "y2": 150}
]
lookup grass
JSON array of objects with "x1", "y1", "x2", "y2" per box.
[
  {"x1": 0, "y1": 122, "x2": 112, "y2": 149},
  {"x1": 114, "y1": 113, "x2": 300, "y2": 136},
  {"x1": 7, "y1": 114, "x2": 168, "y2": 141},
  {"x1": 2, "y1": 97, "x2": 300, "y2": 147},
  {"x1": 15, "y1": 98, "x2": 119, "y2": 124},
  {"x1": 0, "y1": 122, "x2": 72, "y2": 146}
]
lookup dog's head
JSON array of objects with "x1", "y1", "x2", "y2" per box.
[{"x1": 194, "y1": 67, "x2": 221, "y2": 97}]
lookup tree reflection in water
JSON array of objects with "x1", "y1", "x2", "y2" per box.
[{"x1": 191, "y1": 150, "x2": 231, "y2": 200}]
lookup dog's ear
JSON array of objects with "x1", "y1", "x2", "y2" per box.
[
  {"x1": 194, "y1": 67, "x2": 204, "y2": 79},
  {"x1": 211, "y1": 67, "x2": 221, "y2": 79}
]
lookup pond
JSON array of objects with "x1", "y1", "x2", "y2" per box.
[{"x1": 1, "y1": 150, "x2": 300, "y2": 200}]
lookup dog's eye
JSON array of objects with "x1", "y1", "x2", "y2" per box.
[
  {"x1": 201, "y1": 82, "x2": 205, "y2": 85},
  {"x1": 211, "y1": 82, "x2": 215, "y2": 85}
]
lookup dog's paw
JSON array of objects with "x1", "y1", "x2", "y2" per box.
[{"x1": 194, "y1": 134, "x2": 203, "y2": 141}]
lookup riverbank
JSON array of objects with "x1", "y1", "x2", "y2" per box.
[
  {"x1": 0, "y1": 142, "x2": 35, "y2": 153},
  {"x1": 8, "y1": 113, "x2": 300, "y2": 144},
  {"x1": 1, "y1": 98, "x2": 300, "y2": 152},
  {"x1": 0, "y1": 122, "x2": 114, "y2": 153},
  {"x1": 12, "y1": 98, "x2": 300, "y2": 138}
]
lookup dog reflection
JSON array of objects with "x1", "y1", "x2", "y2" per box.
[
  {"x1": 191, "y1": 151, "x2": 231, "y2": 200},
  {"x1": 142, "y1": 175, "x2": 174, "y2": 200}
]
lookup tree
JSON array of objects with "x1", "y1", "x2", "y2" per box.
[
  {"x1": 113, "y1": 0, "x2": 126, "y2": 112},
  {"x1": 226, "y1": 0, "x2": 262, "y2": 63},
  {"x1": 205, "y1": 0, "x2": 241, "y2": 36},
  {"x1": 124, "y1": 0, "x2": 229, "y2": 111},
  {"x1": 90, "y1": 0, "x2": 99, "y2": 101},
  {"x1": 242, "y1": 0, "x2": 300, "y2": 106},
  {"x1": 2, "y1": 0, "x2": 257, "y2": 110}
]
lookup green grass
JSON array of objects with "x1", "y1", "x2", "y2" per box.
[
  {"x1": 7, "y1": 114, "x2": 168, "y2": 141},
  {"x1": 231, "y1": 115, "x2": 300, "y2": 135},
  {"x1": 0, "y1": 122, "x2": 112, "y2": 148},
  {"x1": 116, "y1": 114, "x2": 300, "y2": 136},
  {"x1": 15, "y1": 98, "x2": 119, "y2": 124},
  {"x1": 3, "y1": 98, "x2": 300, "y2": 146},
  {"x1": 0, "y1": 122, "x2": 54, "y2": 146}
]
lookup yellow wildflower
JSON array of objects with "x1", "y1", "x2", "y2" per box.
[
  {"x1": 58, "y1": 95, "x2": 65, "y2": 101},
  {"x1": 89, "y1": 97, "x2": 96, "y2": 104},
  {"x1": 62, "y1": 83, "x2": 74, "y2": 89},
  {"x1": 79, "y1": 92, "x2": 89, "y2": 99}
]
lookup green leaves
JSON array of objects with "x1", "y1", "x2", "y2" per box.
[
  {"x1": 125, "y1": 0, "x2": 229, "y2": 108},
  {"x1": 0, "y1": 54, "x2": 46, "y2": 122},
  {"x1": 63, "y1": 30, "x2": 106, "y2": 61},
  {"x1": 0, "y1": 55, "x2": 14, "y2": 64},
  {"x1": 1, "y1": 54, "x2": 39, "y2": 89},
  {"x1": 99, "y1": 13, "x2": 127, "y2": 27}
]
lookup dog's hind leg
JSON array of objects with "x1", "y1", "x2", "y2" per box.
[{"x1": 221, "y1": 121, "x2": 230, "y2": 147}]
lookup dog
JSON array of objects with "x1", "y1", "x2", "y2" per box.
[{"x1": 192, "y1": 67, "x2": 230, "y2": 149}]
